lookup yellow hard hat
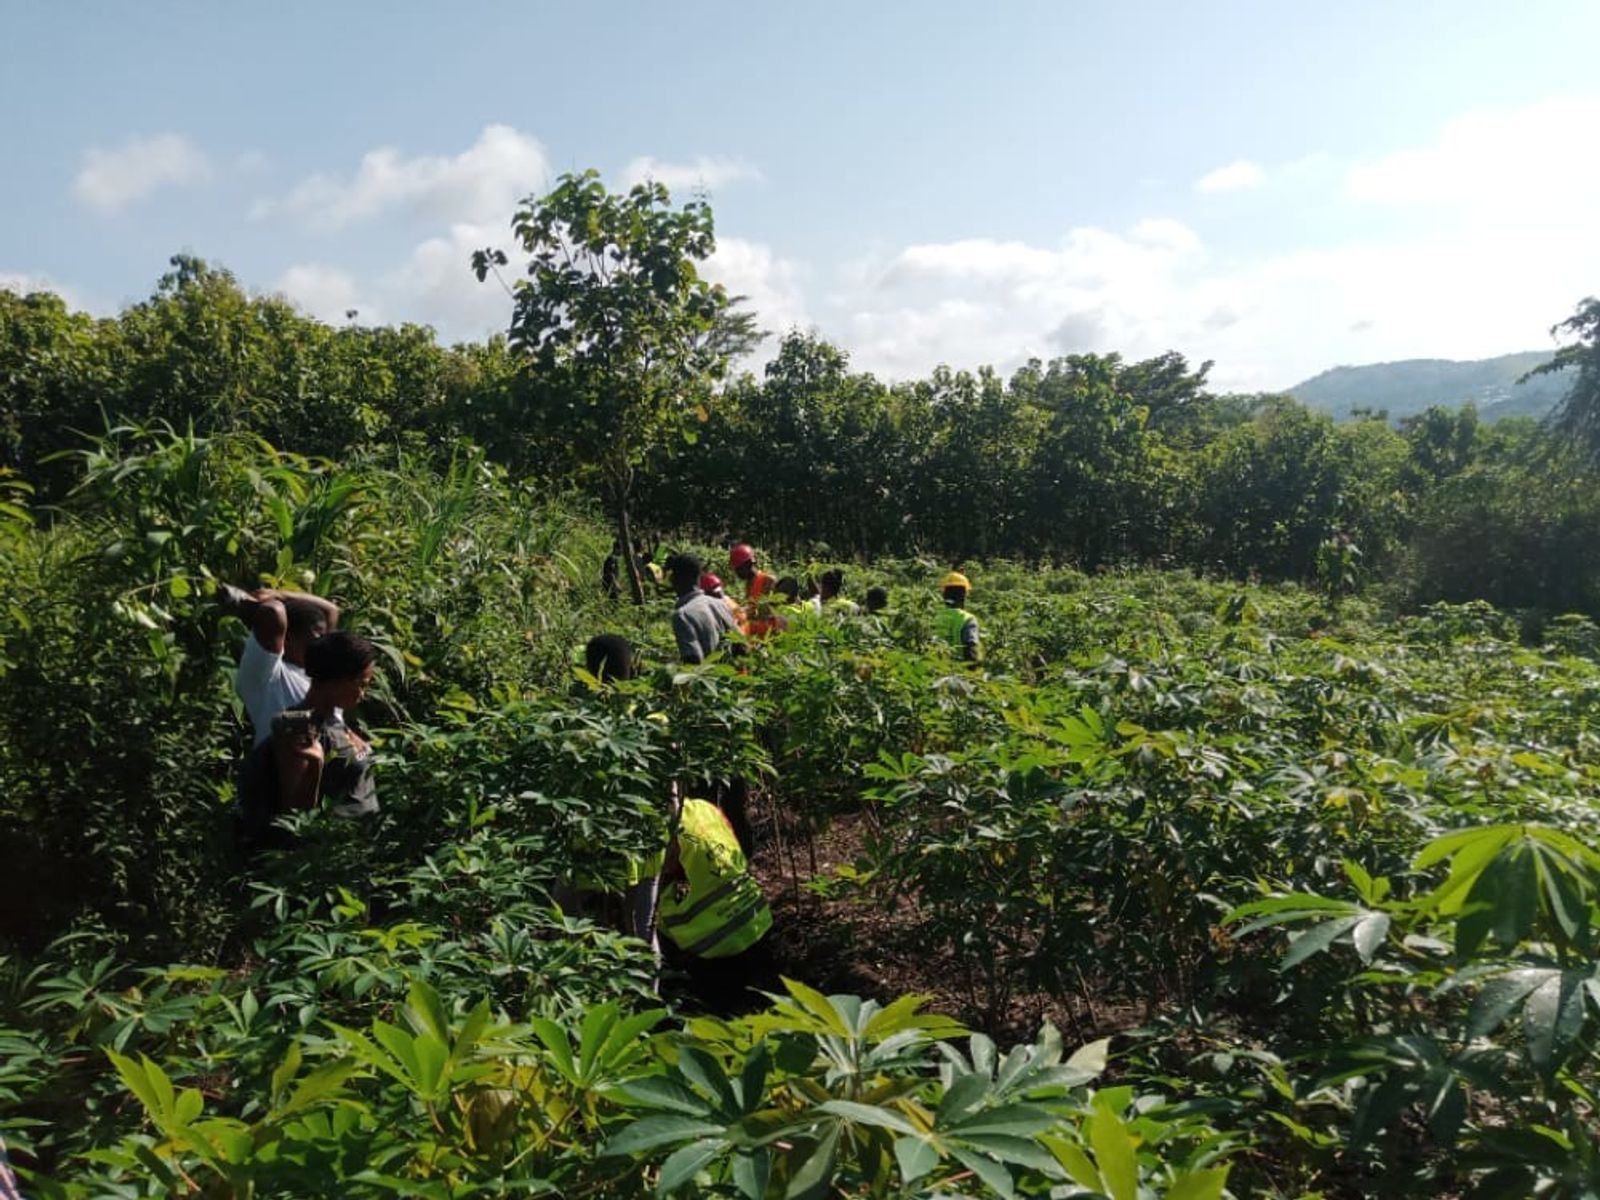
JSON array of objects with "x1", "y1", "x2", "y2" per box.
[{"x1": 940, "y1": 571, "x2": 971, "y2": 592}]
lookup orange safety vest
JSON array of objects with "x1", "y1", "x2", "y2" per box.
[{"x1": 745, "y1": 571, "x2": 780, "y2": 637}]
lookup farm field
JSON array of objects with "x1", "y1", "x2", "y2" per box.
[{"x1": 3, "y1": 431, "x2": 1599, "y2": 1197}]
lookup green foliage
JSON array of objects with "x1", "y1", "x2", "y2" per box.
[
  {"x1": 1528, "y1": 296, "x2": 1600, "y2": 461},
  {"x1": 9, "y1": 262, "x2": 1600, "y2": 617},
  {"x1": 9, "y1": 270, "x2": 1600, "y2": 1196},
  {"x1": 476, "y1": 169, "x2": 756, "y2": 600}
]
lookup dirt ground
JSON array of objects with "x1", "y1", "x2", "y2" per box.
[{"x1": 745, "y1": 801, "x2": 1136, "y2": 1044}]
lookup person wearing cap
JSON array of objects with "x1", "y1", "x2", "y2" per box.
[
  {"x1": 700, "y1": 572, "x2": 748, "y2": 636},
  {"x1": 729, "y1": 543, "x2": 780, "y2": 637},
  {"x1": 937, "y1": 570, "x2": 980, "y2": 662}
]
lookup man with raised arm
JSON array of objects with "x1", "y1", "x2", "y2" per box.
[{"x1": 219, "y1": 584, "x2": 343, "y2": 745}]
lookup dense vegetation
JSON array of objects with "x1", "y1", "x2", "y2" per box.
[
  {"x1": 3, "y1": 175, "x2": 1600, "y2": 1196},
  {"x1": 5, "y1": 423, "x2": 1600, "y2": 1196},
  {"x1": 4, "y1": 245, "x2": 1600, "y2": 619}
]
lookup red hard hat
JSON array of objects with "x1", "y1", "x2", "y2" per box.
[
  {"x1": 729, "y1": 544, "x2": 755, "y2": 569},
  {"x1": 700, "y1": 572, "x2": 723, "y2": 592}
]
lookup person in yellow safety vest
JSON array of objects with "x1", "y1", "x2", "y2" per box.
[
  {"x1": 657, "y1": 797, "x2": 773, "y2": 1012},
  {"x1": 700, "y1": 572, "x2": 748, "y2": 636},
  {"x1": 730, "y1": 543, "x2": 780, "y2": 637},
  {"x1": 771, "y1": 575, "x2": 819, "y2": 627},
  {"x1": 936, "y1": 570, "x2": 980, "y2": 662}
]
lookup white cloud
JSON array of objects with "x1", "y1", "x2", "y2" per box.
[
  {"x1": 255, "y1": 124, "x2": 548, "y2": 229},
  {"x1": 1344, "y1": 95, "x2": 1600, "y2": 216},
  {"x1": 381, "y1": 222, "x2": 514, "y2": 339},
  {"x1": 72, "y1": 133, "x2": 211, "y2": 214},
  {"x1": 826, "y1": 202, "x2": 1592, "y2": 390},
  {"x1": 241, "y1": 98, "x2": 1600, "y2": 391},
  {"x1": 814, "y1": 97, "x2": 1600, "y2": 388},
  {"x1": 619, "y1": 155, "x2": 762, "y2": 193},
  {"x1": 0, "y1": 271, "x2": 88, "y2": 311},
  {"x1": 1194, "y1": 159, "x2": 1265, "y2": 194},
  {"x1": 704, "y1": 236, "x2": 808, "y2": 351},
  {"x1": 273, "y1": 264, "x2": 374, "y2": 325},
  {"x1": 837, "y1": 218, "x2": 1207, "y2": 378}
]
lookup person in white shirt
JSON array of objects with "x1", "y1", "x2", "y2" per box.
[{"x1": 220, "y1": 585, "x2": 343, "y2": 746}]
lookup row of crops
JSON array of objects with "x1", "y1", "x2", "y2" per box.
[{"x1": 2, "y1": 428, "x2": 1599, "y2": 1196}]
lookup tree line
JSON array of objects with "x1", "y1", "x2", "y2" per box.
[{"x1": 3, "y1": 229, "x2": 1599, "y2": 618}]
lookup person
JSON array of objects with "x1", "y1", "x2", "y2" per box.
[
  {"x1": 234, "y1": 631, "x2": 380, "y2": 858},
  {"x1": 565, "y1": 636, "x2": 664, "y2": 957},
  {"x1": 699, "y1": 571, "x2": 748, "y2": 634},
  {"x1": 770, "y1": 575, "x2": 815, "y2": 627},
  {"x1": 865, "y1": 585, "x2": 890, "y2": 614},
  {"x1": 601, "y1": 540, "x2": 623, "y2": 599},
  {"x1": 936, "y1": 570, "x2": 980, "y2": 661},
  {"x1": 819, "y1": 567, "x2": 860, "y2": 616},
  {"x1": 657, "y1": 795, "x2": 774, "y2": 1014},
  {"x1": 0, "y1": 1135, "x2": 22, "y2": 1200},
  {"x1": 584, "y1": 633, "x2": 637, "y2": 683},
  {"x1": 668, "y1": 553, "x2": 737, "y2": 664},
  {"x1": 730, "y1": 543, "x2": 780, "y2": 637},
  {"x1": 219, "y1": 584, "x2": 344, "y2": 747}
]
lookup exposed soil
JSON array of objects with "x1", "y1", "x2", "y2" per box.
[{"x1": 746, "y1": 797, "x2": 1141, "y2": 1043}]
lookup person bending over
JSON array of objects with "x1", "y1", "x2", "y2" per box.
[{"x1": 657, "y1": 796, "x2": 773, "y2": 1014}]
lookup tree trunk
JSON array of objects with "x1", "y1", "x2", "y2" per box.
[
  {"x1": 608, "y1": 464, "x2": 640, "y2": 604},
  {"x1": 617, "y1": 500, "x2": 645, "y2": 605}
]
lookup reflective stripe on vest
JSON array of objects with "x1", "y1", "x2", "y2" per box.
[{"x1": 658, "y1": 800, "x2": 771, "y2": 959}]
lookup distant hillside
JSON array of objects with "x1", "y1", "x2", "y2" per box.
[{"x1": 1288, "y1": 351, "x2": 1573, "y2": 423}]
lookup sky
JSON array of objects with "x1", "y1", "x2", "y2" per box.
[{"x1": 3, "y1": 0, "x2": 1599, "y2": 391}]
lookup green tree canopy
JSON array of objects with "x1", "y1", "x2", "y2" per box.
[{"x1": 476, "y1": 169, "x2": 757, "y2": 600}]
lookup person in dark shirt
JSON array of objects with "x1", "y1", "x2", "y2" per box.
[{"x1": 235, "y1": 631, "x2": 379, "y2": 857}]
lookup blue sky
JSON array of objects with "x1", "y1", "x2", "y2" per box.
[{"x1": 4, "y1": 1, "x2": 1599, "y2": 389}]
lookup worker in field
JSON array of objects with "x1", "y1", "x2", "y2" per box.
[
  {"x1": 771, "y1": 575, "x2": 818, "y2": 626},
  {"x1": 819, "y1": 567, "x2": 860, "y2": 616},
  {"x1": 668, "y1": 553, "x2": 738, "y2": 664},
  {"x1": 601, "y1": 539, "x2": 623, "y2": 599},
  {"x1": 565, "y1": 635, "x2": 665, "y2": 957},
  {"x1": 730, "y1": 543, "x2": 780, "y2": 637},
  {"x1": 583, "y1": 633, "x2": 637, "y2": 683},
  {"x1": 234, "y1": 631, "x2": 381, "y2": 858},
  {"x1": 218, "y1": 584, "x2": 345, "y2": 746},
  {"x1": 937, "y1": 570, "x2": 981, "y2": 661},
  {"x1": 865, "y1": 585, "x2": 890, "y2": 615},
  {"x1": 657, "y1": 792, "x2": 774, "y2": 1013},
  {"x1": 700, "y1": 572, "x2": 748, "y2": 634}
]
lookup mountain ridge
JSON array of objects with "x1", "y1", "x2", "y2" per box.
[{"x1": 1286, "y1": 350, "x2": 1572, "y2": 422}]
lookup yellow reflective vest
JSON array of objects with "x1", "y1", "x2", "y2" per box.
[
  {"x1": 937, "y1": 604, "x2": 979, "y2": 654},
  {"x1": 658, "y1": 799, "x2": 771, "y2": 959}
]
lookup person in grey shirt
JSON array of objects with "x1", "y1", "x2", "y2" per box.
[{"x1": 667, "y1": 552, "x2": 737, "y2": 664}]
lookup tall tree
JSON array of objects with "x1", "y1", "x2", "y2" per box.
[
  {"x1": 476, "y1": 170, "x2": 756, "y2": 602},
  {"x1": 1526, "y1": 297, "x2": 1600, "y2": 463}
]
